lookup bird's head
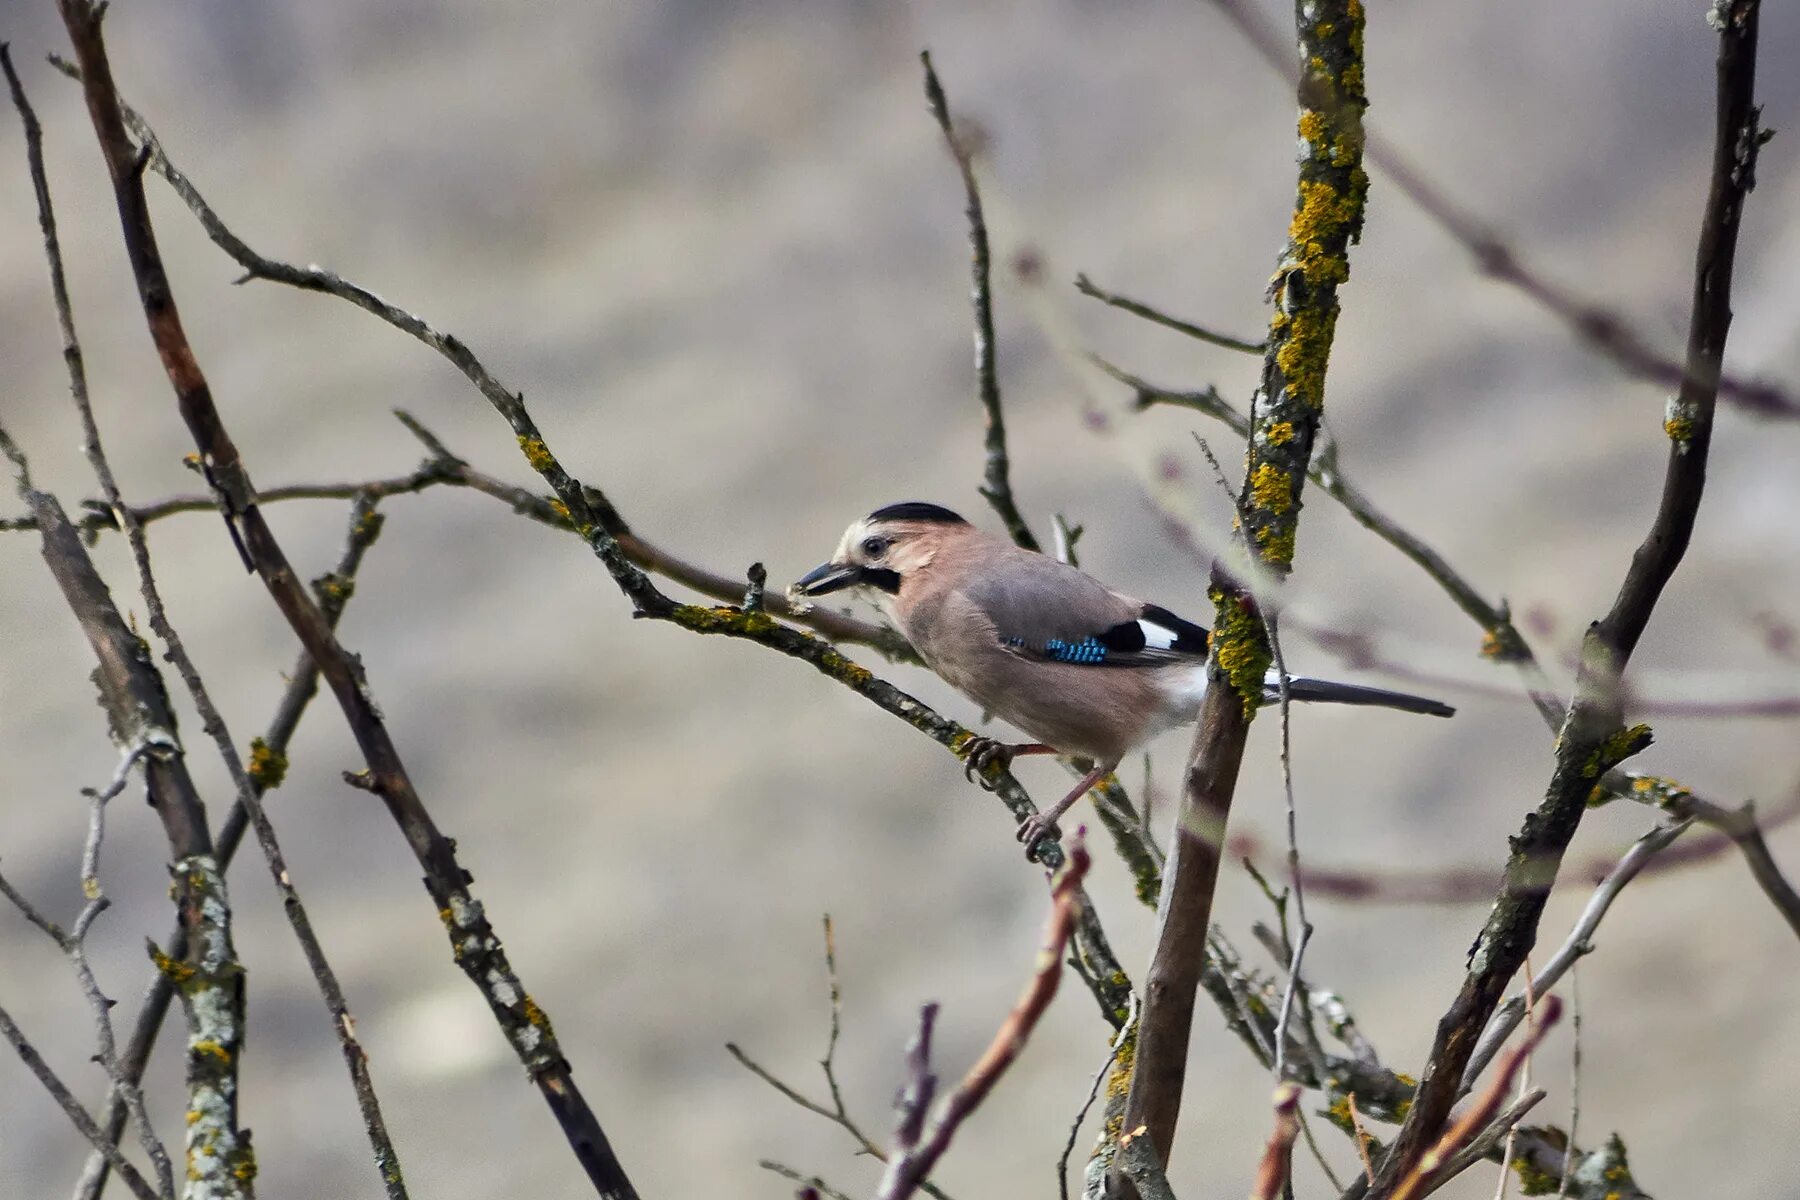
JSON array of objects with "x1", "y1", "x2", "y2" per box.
[{"x1": 794, "y1": 502, "x2": 970, "y2": 602}]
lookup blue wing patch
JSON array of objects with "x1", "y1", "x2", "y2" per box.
[
  {"x1": 1002, "y1": 606, "x2": 1209, "y2": 667},
  {"x1": 1044, "y1": 637, "x2": 1109, "y2": 664}
]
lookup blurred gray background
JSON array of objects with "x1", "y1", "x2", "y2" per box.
[{"x1": 3, "y1": 1, "x2": 1799, "y2": 1197}]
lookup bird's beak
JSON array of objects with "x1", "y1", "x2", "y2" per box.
[{"x1": 795, "y1": 561, "x2": 861, "y2": 596}]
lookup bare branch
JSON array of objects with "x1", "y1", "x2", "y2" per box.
[
  {"x1": 1371, "y1": 8, "x2": 1766, "y2": 1185},
  {"x1": 919, "y1": 51, "x2": 1039, "y2": 552},
  {"x1": 3, "y1": 420, "x2": 252, "y2": 1195},
  {"x1": 49, "y1": 8, "x2": 634, "y2": 1193},
  {"x1": 1075, "y1": 273, "x2": 1264, "y2": 355},
  {"x1": 8, "y1": 36, "x2": 408, "y2": 1197},
  {"x1": 1202, "y1": 0, "x2": 1797, "y2": 421}
]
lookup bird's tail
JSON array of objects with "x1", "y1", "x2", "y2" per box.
[{"x1": 1274, "y1": 676, "x2": 1456, "y2": 718}]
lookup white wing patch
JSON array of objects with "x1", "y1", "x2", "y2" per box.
[{"x1": 1138, "y1": 617, "x2": 1180, "y2": 650}]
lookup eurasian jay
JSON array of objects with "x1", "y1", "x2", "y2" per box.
[{"x1": 795, "y1": 502, "x2": 1453, "y2": 851}]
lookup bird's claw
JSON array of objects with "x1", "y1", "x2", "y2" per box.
[{"x1": 960, "y1": 736, "x2": 1014, "y2": 791}]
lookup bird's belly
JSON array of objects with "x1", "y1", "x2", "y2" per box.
[{"x1": 926, "y1": 648, "x2": 1162, "y2": 766}]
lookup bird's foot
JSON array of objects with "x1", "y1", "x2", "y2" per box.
[
  {"x1": 960, "y1": 736, "x2": 1016, "y2": 791},
  {"x1": 1016, "y1": 812, "x2": 1061, "y2": 859}
]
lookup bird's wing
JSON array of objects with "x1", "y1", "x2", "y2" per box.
[{"x1": 962, "y1": 552, "x2": 1210, "y2": 668}]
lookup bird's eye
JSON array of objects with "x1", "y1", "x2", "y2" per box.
[{"x1": 860, "y1": 536, "x2": 889, "y2": 558}]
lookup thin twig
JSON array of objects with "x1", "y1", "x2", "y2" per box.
[
  {"x1": 0, "y1": 1002, "x2": 161, "y2": 1200},
  {"x1": 759, "y1": 1162, "x2": 857, "y2": 1200},
  {"x1": 1556, "y1": 967, "x2": 1582, "y2": 1200},
  {"x1": 1264, "y1": 610, "x2": 1311, "y2": 1088},
  {"x1": 874, "y1": 841, "x2": 1092, "y2": 1200},
  {"x1": 0, "y1": 749, "x2": 173, "y2": 1200},
  {"x1": 1075, "y1": 273, "x2": 1264, "y2": 355},
  {"x1": 920, "y1": 51, "x2": 1038, "y2": 551},
  {"x1": 1233, "y1": 787, "x2": 1800, "y2": 904},
  {"x1": 0, "y1": 415, "x2": 918, "y2": 664},
  {"x1": 727, "y1": 920, "x2": 957, "y2": 1200},
  {"x1": 1060, "y1": 998, "x2": 1138, "y2": 1200},
  {"x1": 1491, "y1": 963, "x2": 1538, "y2": 1200}
]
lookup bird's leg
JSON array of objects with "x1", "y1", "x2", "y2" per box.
[
  {"x1": 1017, "y1": 762, "x2": 1112, "y2": 859},
  {"x1": 960, "y1": 738, "x2": 1056, "y2": 789}
]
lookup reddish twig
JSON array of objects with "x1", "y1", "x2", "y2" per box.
[
  {"x1": 1248, "y1": 1083, "x2": 1303, "y2": 1200},
  {"x1": 873, "y1": 840, "x2": 1092, "y2": 1200},
  {"x1": 1390, "y1": 995, "x2": 1563, "y2": 1200}
]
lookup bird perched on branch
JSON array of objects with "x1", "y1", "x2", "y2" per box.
[{"x1": 795, "y1": 502, "x2": 1453, "y2": 855}]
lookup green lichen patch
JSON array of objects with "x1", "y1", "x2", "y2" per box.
[
  {"x1": 1210, "y1": 586, "x2": 1271, "y2": 717},
  {"x1": 246, "y1": 737, "x2": 287, "y2": 790},
  {"x1": 1582, "y1": 723, "x2": 1654, "y2": 778},
  {"x1": 517, "y1": 435, "x2": 556, "y2": 473}
]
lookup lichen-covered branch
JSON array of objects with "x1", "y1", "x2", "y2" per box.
[
  {"x1": 1368, "y1": 5, "x2": 1764, "y2": 1191},
  {"x1": 51, "y1": 7, "x2": 635, "y2": 1194},
  {"x1": 1115, "y1": 4, "x2": 1368, "y2": 1193},
  {"x1": 1459, "y1": 820, "x2": 1688, "y2": 1091},
  {"x1": 920, "y1": 51, "x2": 1039, "y2": 553},
  {"x1": 0, "y1": 423, "x2": 919, "y2": 665}
]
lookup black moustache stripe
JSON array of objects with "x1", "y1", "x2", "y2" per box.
[{"x1": 859, "y1": 567, "x2": 902, "y2": 594}]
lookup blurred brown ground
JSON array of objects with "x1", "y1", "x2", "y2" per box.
[{"x1": 3, "y1": 2, "x2": 1800, "y2": 1197}]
